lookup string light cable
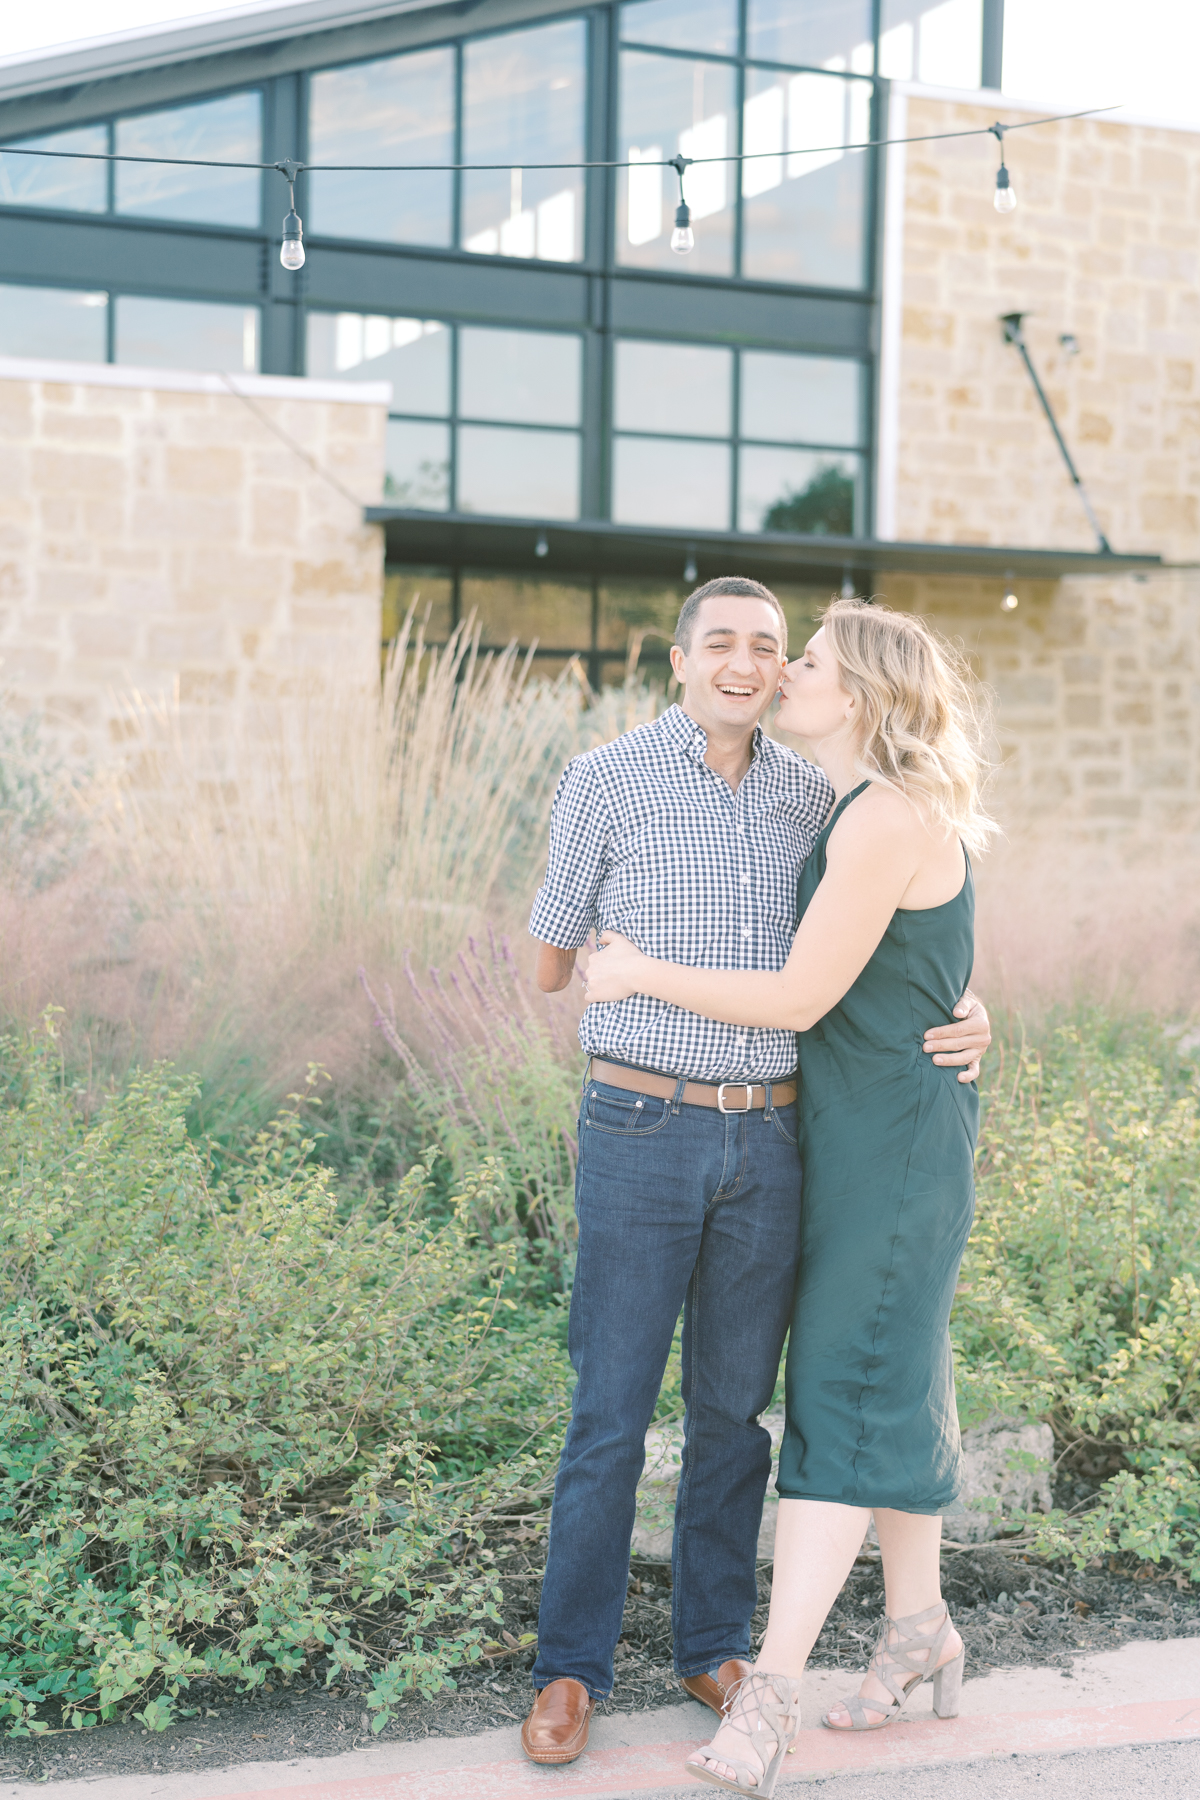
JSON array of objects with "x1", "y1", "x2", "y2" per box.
[{"x1": 0, "y1": 104, "x2": 1117, "y2": 266}]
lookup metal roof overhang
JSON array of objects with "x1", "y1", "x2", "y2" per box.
[{"x1": 365, "y1": 509, "x2": 1164, "y2": 586}]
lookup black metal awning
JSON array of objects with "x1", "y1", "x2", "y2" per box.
[{"x1": 365, "y1": 508, "x2": 1163, "y2": 586}]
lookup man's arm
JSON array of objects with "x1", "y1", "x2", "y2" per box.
[
  {"x1": 536, "y1": 942, "x2": 579, "y2": 993},
  {"x1": 923, "y1": 989, "x2": 990, "y2": 1084},
  {"x1": 528, "y1": 758, "x2": 607, "y2": 988}
]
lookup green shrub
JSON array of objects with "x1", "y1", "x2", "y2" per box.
[
  {"x1": 0, "y1": 1018, "x2": 570, "y2": 1737},
  {"x1": 958, "y1": 1012, "x2": 1200, "y2": 1573}
]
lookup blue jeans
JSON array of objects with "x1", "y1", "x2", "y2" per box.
[{"x1": 532, "y1": 1074, "x2": 802, "y2": 1698}]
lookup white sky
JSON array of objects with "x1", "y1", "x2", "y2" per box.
[{"x1": 6, "y1": 0, "x2": 1200, "y2": 132}]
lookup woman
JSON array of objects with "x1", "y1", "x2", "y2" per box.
[{"x1": 582, "y1": 599, "x2": 995, "y2": 1796}]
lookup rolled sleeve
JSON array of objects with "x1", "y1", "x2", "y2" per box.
[{"x1": 528, "y1": 756, "x2": 608, "y2": 950}]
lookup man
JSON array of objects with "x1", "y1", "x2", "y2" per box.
[{"x1": 522, "y1": 578, "x2": 990, "y2": 1766}]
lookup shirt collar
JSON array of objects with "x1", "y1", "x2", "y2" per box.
[{"x1": 658, "y1": 702, "x2": 766, "y2": 769}]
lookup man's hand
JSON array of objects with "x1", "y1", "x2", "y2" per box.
[
  {"x1": 923, "y1": 988, "x2": 990, "y2": 1083},
  {"x1": 535, "y1": 942, "x2": 578, "y2": 993}
]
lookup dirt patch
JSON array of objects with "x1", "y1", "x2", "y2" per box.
[{"x1": 3, "y1": 1538, "x2": 1197, "y2": 1787}]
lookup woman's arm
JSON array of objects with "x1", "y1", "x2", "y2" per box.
[{"x1": 583, "y1": 789, "x2": 924, "y2": 1032}]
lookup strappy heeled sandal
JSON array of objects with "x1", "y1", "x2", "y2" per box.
[
  {"x1": 688, "y1": 1669, "x2": 802, "y2": 1796},
  {"x1": 821, "y1": 1601, "x2": 964, "y2": 1732}
]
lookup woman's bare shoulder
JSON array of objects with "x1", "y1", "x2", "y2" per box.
[{"x1": 830, "y1": 779, "x2": 924, "y2": 851}]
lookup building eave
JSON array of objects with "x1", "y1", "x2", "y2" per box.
[
  {"x1": 0, "y1": 0, "x2": 444, "y2": 103},
  {"x1": 365, "y1": 509, "x2": 1165, "y2": 586}
]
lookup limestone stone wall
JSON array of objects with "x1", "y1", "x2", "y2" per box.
[
  {"x1": 885, "y1": 93, "x2": 1200, "y2": 838},
  {"x1": 879, "y1": 568, "x2": 1198, "y2": 836},
  {"x1": 0, "y1": 357, "x2": 388, "y2": 764}
]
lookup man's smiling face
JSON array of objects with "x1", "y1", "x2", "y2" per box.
[{"x1": 670, "y1": 594, "x2": 786, "y2": 739}]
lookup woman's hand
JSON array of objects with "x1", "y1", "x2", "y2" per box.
[{"x1": 581, "y1": 931, "x2": 649, "y2": 1004}]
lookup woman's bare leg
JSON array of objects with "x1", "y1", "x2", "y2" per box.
[
  {"x1": 687, "y1": 1499, "x2": 868, "y2": 1784},
  {"x1": 824, "y1": 1508, "x2": 962, "y2": 1728}
]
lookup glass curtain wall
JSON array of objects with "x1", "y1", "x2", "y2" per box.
[
  {"x1": 307, "y1": 313, "x2": 583, "y2": 518},
  {"x1": 618, "y1": 0, "x2": 876, "y2": 286}
]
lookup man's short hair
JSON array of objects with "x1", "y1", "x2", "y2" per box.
[{"x1": 674, "y1": 576, "x2": 788, "y2": 655}]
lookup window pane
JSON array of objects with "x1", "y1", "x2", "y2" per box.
[
  {"x1": 620, "y1": 0, "x2": 738, "y2": 55},
  {"x1": 741, "y1": 351, "x2": 863, "y2": 447},
  {"x1": 385, "y1": 420, "x2": 450, "y2": 510},
  {"x1": 308, "y1": 49, "x2": 454, "y2": 247},
  {"x1": 114, "y1": 295, "x2": 258, "y2": 372},
  {"x1": 880, "y1": 0, "x2": 982, "y2": 87},
  {"x1": 597, "y1": 578, "x2": 683, "y2": 652},
  {"x1": 619, "y1": 51, "x2": 736, "y2": 276},
  {"x1": 459, "y1": 328, "x2": 581, "y2": 427},
  {"x1": 461, "y1": 575, "x2": 592, "y2": 650},
  {"x1": 615, "y1": 339, "x2": 732, "y2": 437},
  {"x1": 0, "y1": 125, "x2": 108, "y2": 213},
  {"x1": 613, "y1": 436, "x2": 730, "y2": 528},
  {"x1": 115, "y1": 93, "x2": 260, "y2": 227},
  {"x1": 462, "y1": 21, "x2": 585, "y2": 263},
  {"x1": 0, "y1": 283, "x2": 107, "y2": 360},
  {"x1": 747, "y1": 0, "x2": 875, "y2": 71},
  {"x1": 384, "y1": 568, "x2": 453, "y2": 642},
  {"x1": 306, "y1": 314, "x2": 450, "y2": 414},
  {"x1": 741, "y1": 68, "x2": 870, "y2": 287},
  {"x1": 738, "y1": 446, "x2": 862, "y2": 534},
  {"x1": 457, "y1": 426, "x2": 580, "y2": 519}
]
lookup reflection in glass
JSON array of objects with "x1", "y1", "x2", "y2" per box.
[
  {"x1": 619, "y1": 51, "x2": 736, "y2": 275},
  {"x1": 0, "y1": 283, "x2": 107, "y2": 360},
  {"x1": 306, "y1": 314, "x2": 450, "y2": 415},
  {"x1": 383, "y1": 568, "x2": 453, "y2": 643},
  {"x1": 747, "y1": 0, "x2": 875, "y2": 71},
  {"x1": 114, "y1": 296, "x2": 259, "y2": 372},
  {"x1": 309, "y1": 49, "x2": 454, "y2": 246},
  {"x1": 620, "y1": 0, "x2": 738, "y2": 55},
  {"x1": 615, "y1": 339, "x2": 731, "y2": 438},
  {"x1": 880, "y1": 0, "x2": 982, "y2": 87},
  {"x1": 613, "y1": 436, "x2": 730, "y2": 529},
  {"x1": 115, "y1": 93, "x2": 260, "y2": 226},
  {"x1": 0, "y1": 125, "x2": 108, "y2": 212},
  {"x1": 739, "y1": 446, "x2": 861, "y2": 534},
  {"x1": 462, "y1": 575, "x2": 592, "y2": 650},
  {"x1": 385, "y1": 420, "x2": 451, "y2": 509},
  {"x1": 457, "y1": 426, "x2": 580, "y2": 519},
  {"x1": 598, "y1": 579, "x2": 682, "y2": 653},
  {"x1": 459, "y1": 328, "x2": 581, "y2": 426},
  {"x1": 462, "y1": 21, "x2": 585, "y2": 263},
  {"x1": 741, "y1": 67, "x2": 870, "y2": 287},
  {"x1": 741, "y1": 351, "x2": 862, "y2": 447}
]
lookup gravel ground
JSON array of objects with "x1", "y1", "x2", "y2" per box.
[{"x1": 3, "y1": 1531, "x2": 1197, "y2": 1788}]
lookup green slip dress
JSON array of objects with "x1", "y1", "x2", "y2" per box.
[{"x1": 776, "y1": 781, "x2": 978, "y2": 1513}]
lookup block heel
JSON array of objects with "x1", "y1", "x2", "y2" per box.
[{"x1": 931, "y1": 1647, "x2": 964, "y2": 1718}]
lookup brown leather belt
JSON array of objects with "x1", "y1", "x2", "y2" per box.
[{"x1": 589, "y1": 1058, "x2": 797, "y2": 1113}]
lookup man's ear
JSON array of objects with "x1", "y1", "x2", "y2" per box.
[{"x1": 669, "y1": 644, "x2": 687, "y2": 683}]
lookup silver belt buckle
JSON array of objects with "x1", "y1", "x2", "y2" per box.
[{"x1": 717, "y1": 1082, "x2": 753, "y2": 1114}]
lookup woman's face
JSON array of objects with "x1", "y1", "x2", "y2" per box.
[{"x1": 776, "y1": 628, "x2": 856, "y2": 743}]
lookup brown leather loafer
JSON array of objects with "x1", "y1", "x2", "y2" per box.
[
  {"x1": 521, "y1": 1677, "x2": 596, "y2": 1765},
  {"x1": 681, "y1": 1658, "x2": 753, "y2": 1716}
]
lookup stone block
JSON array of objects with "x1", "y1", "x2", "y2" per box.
[
  {"x1": 1065, "y1": 693, "x2": 1104, "y2": 727},
  {"x1": 941, "y1": 1416, "x2": 1054, "y2": 1544},
  {"x1": 71, "y1": 614, "x2": 139, "y2": 659},
  {"x1": 165, "y1": 446, "x2": 244, "y2": 495}
]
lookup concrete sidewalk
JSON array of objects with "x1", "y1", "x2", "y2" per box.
[{"x1": 11, "y1": 1640, "x2": 1200, "y2": 1800}]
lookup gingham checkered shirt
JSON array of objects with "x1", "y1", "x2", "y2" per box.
[{"x1": 529, "y1": 703, "x2": 834, "y2": 1082}]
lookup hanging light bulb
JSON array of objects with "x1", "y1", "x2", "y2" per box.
[
  {"x1": 683, "y1": 548, "x2": 698, "y2": 584},
  {"x1": 1000, "y1": 571, "x2": 1019, "y2": 612},
  {"x1": 989, "y1": 123, "x2": 1016, "y2": 214},
  {"x1": 275, "y1": 161, "x2": 306, "y2": 270},
  {"x1": 280, "y1": 207, "x2": 305, "y2": 270},
  {"x1": 994, "y1": 161, "x2": 1016, "y2": 214},
  {"x1": 535, "y1": 532, "x2": 549, "y2": 558},
  {"x1": 671, "y1": 201, "x2": 695, "y2": 255},
  {"x1": 669, "y1": 153, "x2": 695, "y2": 255}
]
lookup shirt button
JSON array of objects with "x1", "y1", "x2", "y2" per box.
[
  {"x1": 741, "y1": 875, "x2": 750, "y2": 886},
  {"x1": 742, "y1": 928, "x2": 751, "y2": 940}
]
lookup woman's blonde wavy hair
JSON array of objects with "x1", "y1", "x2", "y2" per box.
[{"x1": 818, "y1": 598, "x2": 998, "y2": 856}]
